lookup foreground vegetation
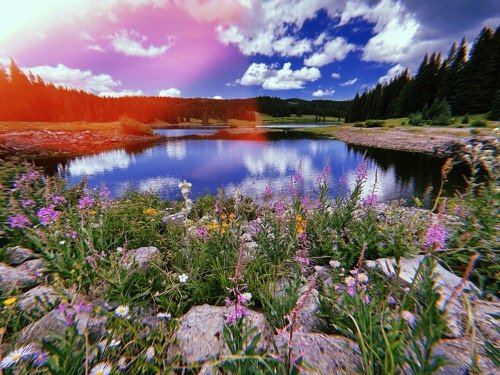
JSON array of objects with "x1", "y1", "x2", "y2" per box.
[{"x1": 0, "y1": 145, "x2": 498, "y2": 373}]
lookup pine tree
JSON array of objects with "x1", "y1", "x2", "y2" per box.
[{"x1": 489, "y1": 89, "x2": 500, "y2": 120}]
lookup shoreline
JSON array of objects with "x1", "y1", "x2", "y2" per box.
[{"x1": 318, "y1": 126, "x2": 498, "y2": 156}]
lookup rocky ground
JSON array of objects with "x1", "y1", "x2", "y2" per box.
[
  {"x1": 2, "y1": 214, "x2": 499, "y2": 374},
  {"x1": 326, "y1": 126, "x2": 498, "y2": 156}
]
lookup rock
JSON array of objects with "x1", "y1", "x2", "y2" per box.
[
  {"x1": 16, "y1": 259, "x2": 48, "y2": 277},
  {"x1": 373, "y1": 255, "x2": 481, "y2": 337},
  {"x1": 17, "y1": 306, "x2": 107, "y2": 345},
  {"x1": 0, "y1": 262, "x2": 42, "y2": 292},
  {"x1": 17, "y1": 285, "x2": 59, "y2": 313},
  {"x1": 240, "y1": 219, "x2": 261, "y2": 237},
  {"x1": 296, "y1": 287, "x2": 321, "y2": 331},
  {"x1": 314, "y1": 265, "x2": 334, "y2": 291},
  {"x1": 473, "y1": 299, "x2": 500, "y2": 343},
  {"x1": 162, "y1": 212, "x2": 186, "y2": 225},
  {"x1": 241, "y1": 241, "x2": 258, "y2": 263},
  {"x1": 5, "y1": 246, "x2": 35, "y2": 265},
  {"x1": 239, "y1": 232, "x2": 253, "y2": 243},
  {"x1": 275, "y1": 332, "x2": 361, "y2": 374},
  {"x1": 123, "y1": 246, "x2": 160, "y2": 271},
  {"x1": 170, "y1": 304, "x2": 273, "y2": 365},
  {"x1": 433, "y1": 339, "x2": 498, "y2": 375}
]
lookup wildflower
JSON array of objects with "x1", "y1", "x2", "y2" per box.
[
  {"x1": 21, "y1": 198, "x2": 35, "y2": 208},
  {"x1": 357, "y1": 273, "x2": 369, "y2": 283},
  {"x1": 295, "y1": 214, "x2": 306, "y2": 234},
  {"x1": 402, "y1": 310, "x2": 417, "y2": 328},
  {"x1": 90, "y1": 362, "x2": 112, "y2": 375},
  {"x1": 7, "y1": 213, "x2": 31, "y2": 229},
  {"x1": 36, "y1": 206, "x2": 60, "y2": 225},
  {"x1": 99, "y1": 185, "x2": 111, "y2": 209},
  {"x1": 65, "y1": 230, "x2": 78, "y2": 239},
  {"x1": 145, "y1": 346, "x2": 155, "y2": 362},
  {"x1": 32, "y1": 350, "x2": 49, "y2": 367},
  {"x1": 363, "y1": 193, "x2": 377, "y2": 208},
  {"x1": 316, "y1": 165, "x2": 331, "y2": 187},
  {"x1": 275, "y1": 200, "x2": 286, "y2": 216},
  {"x1": 196, "y1": 226, "x2": 208, "y2": 240},
  {"x1": 79, "y1": 195, "x2": 95, "y2": 210},
  {"x1": 178, "y1": 180, "x2": 192, "y2": 198},
  {"x1": 388, "y1": 296, "x2": 397, "y2": 305},
  {"x1": 263, "y1": 185, "x2": 273, "y2": 200},
  {"x1": 178, "y1": 273, "x2": 188, "y2": 283},
  {"x1": 51, "y1": 195, "x2": 66, "y2": 205},
  {"x1": 347, "y1": 286, "x2": 356, "y2": 296},
  {"x1": 233, "y1": 187, "x2": 243, "y2": 208},
  {"x1": 356, "y1": 160, "x2": 368, "y2": 181},
  {"x1": 329, "y1": 260, "x2": 341, "y2": 269},
  {"x1": 157, "y1": 312, "x2": 172, "y2": 320},
  {"x1": 108, "y1": 339, "x2": 121, "y2": 348},
  {"x1": 239, "y1": 292, "x2": 252, "y2": 304},
  {"x1": 59, "y1": 240, "x2": 66, "y2": 245},
  {"x1": 114, "y1": 305, "x2": 130, "y2": 318},
  {"x1": 117, "y1": 357, "x2": 128, "y2": 371},
  {"x1": 3, "y1": 297, "x2": 16, "y2": 306},
  {"x1": 0, "y1": 345, "x2": 34, "y2": 369},
  {"x1": 424, "y1": 223, "x2": 447, "y2": 250},
  {"x1": 363, "y1": 294, "x2": 371, "y2": 305},
  {"x1": 344, "y1": 276, "x2": 356, "y2": 288},
  {"x1": 143, "y1": 208, "x2": 159, "y2": 216}
]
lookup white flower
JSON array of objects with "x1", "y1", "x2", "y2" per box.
[
  {"x1": 178, "y1": 273, "x2": 188, "y2": 283},
  {"x1": 329, "y1": 260, "x2": 341, "y2": 268},
  {"x1": 241, "y1": 292, "x2": 252, "y2": 303},
  {"x1": 114, "y1": 305, "x2": 129, "y2": 318},
  {"x1": 108, "y1": 339, "x2": 121, "y2": 348},
  {"x1": 145, "y1": 346, "x2": 155, "y2": 362},
  {"x1": 90, "y1": 361, "x2": 112, "y2": 375},
  {"x1": 179, "y1": 180, "x2": 192, "y2": 196},
  {"x1": 0, "y1": 345, "x2": 34, "y2": 369},
  {"x1": 117, "y1": 357, "x2": 128, "y2": 371},
  {"x1": 357, "y1": 273, "x2": 369, "y2": 283},
  {"x1": 59, "y1": 240, "x2": 66, "y2": 245},
  {"x1": 157, "y1": 312, "x2": 172, "y2": 319}
]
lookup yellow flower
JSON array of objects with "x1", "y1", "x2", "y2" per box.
[
  {"x1": 3, "y1": 297, "x2": 16, "y2": 307},
  {"x1": 89, "y1": 210, "x2": 97, "y2": 215},
  {"x1": 143, "y1": 208, "x2": 159, "y2": 216},
  {"x1": 295, "y1": 214, "x2": 306, "y2": 235}
]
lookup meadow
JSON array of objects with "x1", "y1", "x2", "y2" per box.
[{"x1": 0, "y1": 143, "x2": 498, "y2": 374}]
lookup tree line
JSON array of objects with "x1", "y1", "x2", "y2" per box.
[
  {"x1": 345, "y1": 26, "x2": 500, "y2": 123},
  {"x1": 0, "y1": 62, "x2": 347, "y2": 123}
]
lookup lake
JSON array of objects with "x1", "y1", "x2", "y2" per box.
[{"x1": 33, "y1": 127, "x2": 469, "y2": 204}]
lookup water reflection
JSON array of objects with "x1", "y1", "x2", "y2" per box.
[{"x1": 31, "y1": 133, "x2": 468, "y2": 205}]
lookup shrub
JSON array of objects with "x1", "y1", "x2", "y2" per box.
[
  {"x1": 470, "y1": 119, "x2": 487, "y2": 128},
  {"x1": 365, "y1": 120, "x2": 385, "y2": 127},
  {"x1": 462, "y1": 113, "x2": 470, "y2": 124},
  {"x1": 353, "y1": 122, "x2": 365, "y2": 127},
  {"x1": 119, "y1": 115, "x2": 154, "y2": 135},
  {"x1": 408, "y1": 112, "x2": 424, "y2": 126}
]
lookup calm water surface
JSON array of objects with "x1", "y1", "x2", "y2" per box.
[{"x1": 34, "y1": 128, "x2": 468, "y2": 204}]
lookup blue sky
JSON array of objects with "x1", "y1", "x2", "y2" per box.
[{"x1": 1, "y1": 0, "x2": 499, "y2": 100}]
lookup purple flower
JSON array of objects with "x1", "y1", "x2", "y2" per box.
[
  {"x1": 32, "y1": 350, "x2": 49, "y2": 367},
  {"x1": 388, "y1": 296, "x2": 397, "y2": 305},
  {"x1": 79, "y1": 195, "x2": 94, "y2": 210},
  {"x1": 99, "y1": 185, "x2": 111, "y2": 209},
  {"x1": 263, "y1": 185, "x2": 273, "y2": 200},
  {"x1": 294, "y1": 256, "x2": 310, "y2": 267},
  {"x1": 196, "y1": 226, "x2": 208, "y2": 240},
  {"x1": 292, "y1": 170, "x2": 303, "y2": 184},
  {"x1": 402, "y1": 310, "x2": 417, "y2": 328},
  {"x1": 363, "y1": 193, "x2": 377, "y2": 208},
  {"x1": 345, "y1": 276, "x2": 356, "y2": 288},
  {"x1": 21, "y1": 199, "x2": 35, "y2": 208},
  {"x1": 424, "y1": 223, "x2": 447, "y2": 250},
  {"x1": 7, "y1": 214, "x2": 32, "y2": 229},
  {"x1": 316, "y1": 165, "x2": 332, "y2": 186},
  {"x1": 51, "y1": 195, "x2": 66, "y2": 205},
  {"x1": 36, "y1": 206, "x2": 60, "y2": 226},
  {"x1": 275, "y1": 200, "x2": 286, "y2": 216},
  {"x1": 363, "y1": 294, "x2": 371, "y2": 305},
  {"x1": 65, "y1": 230, "x2": 78, "y2": 239},
  {"x1": 356, "y1": 160, "x2": 368, "y2": 181},
  {"x1": 347, "y1": 286, "x2": 356, "y2": 296}
]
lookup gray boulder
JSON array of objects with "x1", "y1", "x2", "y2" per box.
[
  {"x1": 275, "y1": 332, "x2": 361, "y2": 374},
  {"x1": 16, "y1": 285, "x2": 59, "y2": 313},
  {"x1": 162, "y1": 212, "x2": 187, "y2": 226},
  {"x1": 123, "y1": 246, "x2": 160, "y2": 271},
  {"x1": 170, "y1": 304, "x2": 274, "y2": 365},
  {"x1": 0, "y1": 261, "x2": 45, "y2": 292},
  {"x1": 5, "y1": 246, "x2": 35, "y2": 265}
]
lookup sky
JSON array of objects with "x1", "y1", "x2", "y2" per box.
[{"x1": 0, "y1": 0, "x2": 498, "y2": 100}]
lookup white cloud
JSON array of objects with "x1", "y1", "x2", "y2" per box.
[
  {"x1": 312, "y1": 89, "x2": 335, "y2": 97},
  {"x1": 378, "y1": 64, "x2": 406, "y2": 84},
  {"x1": 99, "y1": 89, "x2": 144, "y2": 97},
  {"x1": 158, "y1": 87, "x2": 182, "y2": 97},
  {"x1": 237, "y1": 62, "x2": 320, "y2": 90},
  {"x1": 86, "y1": 44, "x2": 105, "y2": 52},
  {"x1": 331, "y1": 72, "x2": 341, "y2": 79},
  {"x1": 340, "y1": 78, "x2": 357, "y2": 86},
  {"x1": 22, "y1": 63, "x2": 121, "y2": 92},
  {"x1": 212, "y1": 95, "x2": 224, "y2": 99},
  {"x1": 111, "y1": 29, "x2": 175, "y2": 58},
  {"x1": 175, "y1": 0, "x2": 250, "y2": 23},
  {"x1": 304, "y1": 37, "x2": 356, "y2": 67}
]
